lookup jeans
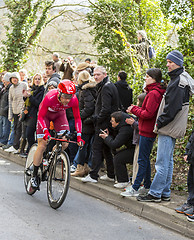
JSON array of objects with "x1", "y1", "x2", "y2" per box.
[
  {"x1": 74, "y1": 134, "x2": 94, "y2": 168},
  {"x1": 8, "y1": 121, "x2": 14, "y2": 145},
  {"x1": 187, "y1": 163, "x2": 194, "y2": 206},
  {"x1": 132, "y1": 136, "x2": 155, "y2": 191},
  {"x1": 149, "y1": 134, "x2": 176, "y2": 198},
  {"x1": 0, "y1": 116, "x2": 11, "y2": 145}
]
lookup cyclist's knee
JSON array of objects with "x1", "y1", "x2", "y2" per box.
[
  {"x1": 37, "y1": 139, "x2": 47, "y2": 153},
  {"x1": 62, "y1": 142, "x2": 69, "y2": 150}
]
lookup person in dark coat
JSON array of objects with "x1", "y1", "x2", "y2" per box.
[
  {"x1": 82, "y1": 66, "x2": 119, "y2": 183},
  {"x1": 99, "y1": 111, "x2": 135, "y2": 188},
  {"x1": 175, "y1": 129, "x2": 194, "y2": 221},
  {"x1": 115, "y1": 71, "x2": 133, "y2": 112},
  {"x1": 71, "y1": 70, "x2": 96, "y2": 177},
  {"x1": 0, "y1": 72, "x2": 12, "y2": 146},
  {"x1": 22, "y1": 73, "x2": 45, "y2": 154}
]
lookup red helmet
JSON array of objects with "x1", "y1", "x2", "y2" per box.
[{"x1": 58, "y1": 80, "x2": 76, "y2": 95}]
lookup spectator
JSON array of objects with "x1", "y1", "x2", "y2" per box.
[
  {"x1": 99, "y1": 111, "x2": 135, "y2": 188},
  {"x1": 21, "y1": 73, "x2": 45, "y2": 156},
  {"x1": 42, "y1": 73, "x2": 48, "y2": 86},
  {"x1": 0, "y1": 71, "x2": 6, "y2": 91},
  {"x1": 5, "y1": 72, "x2": 28, "y2": 153},
  {"x1": 137, "y1": 50, "x2": 194, "y2": 202},
  {"x1": 115, "y1": 71, "x2": 133, "y2": 112},
  {"x1": 127, "y1": 30, "x2": 152, "y2": 67},
  {"x1": 175, "y1": 129, "x2": 194, "y2": 221},
  {"x1": 60, "y1": 56, "x2": 76, "y2": 80},
  {"x1": 19, "y1": 69, "x2": 28, "y2": 83},
  {"x1": 85, "y1": 58, "x2": 91, "y2": 64},
  {"x1": 47, "y1": 81, "x2": 58, "y2": 91},
  {"x1": 82, "y1": 66, "x2": 119, "y2": 183},
  {"x1": 0, "y1": 72, "x2": 12, "y2": 146},
  {"x1": 52, "y1": 52, "x2": 62, "y2": 73},
  {"x1": 44, "y1": 61, "x2": 61, "y2": 96},
  {"x1": 124, "y1": 93, "x2": 146, "y2": 187},
  {"x1": 123, "y1": 68, "x2": 165, "y2": 197},
  {"x1": 71, "y1": 70, "x2": 96, "y2": 177},
  {"x1": 74, "y1": 62, "x2": 92, "y2": 80},
  {"x1": 27, "y1": 77, "x2": 33, "y2": 88}
]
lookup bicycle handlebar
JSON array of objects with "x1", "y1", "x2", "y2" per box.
[{"x1": 49, "y1": 137, "x2": 77, "y2": 144}]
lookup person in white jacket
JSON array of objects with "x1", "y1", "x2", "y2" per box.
[{"x1": 5, "y1": 72, "x2": 27, "y2": 153}]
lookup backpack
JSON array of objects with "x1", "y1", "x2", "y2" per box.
[{"x1": 148, "y1": 45, "x2": 156, "y2": 59}]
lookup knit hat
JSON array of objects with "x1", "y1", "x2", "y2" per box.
[
  {"x1": 78, "y1": 70, "x2": 91, "y2": 84},
  {"x1": 77, "y1": 62, "x2": 90, "y2": 71},
  {"x1": 166, "y1": 50, "x2": 184, "y2": 67},
  {"x1": 3, "y1": 72, "x2": 12, "y2": 82},
  {"x1": 137, "y1": 30, "x2": 147, "y2": 40},
  {"x1": 48, "y1": 80, "x2": 58, "y2": 88},
  {"x1": 10, "y1": 72, "x2": 21, "y2": 83}
]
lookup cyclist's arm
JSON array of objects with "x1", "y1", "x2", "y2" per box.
[
  {"x1": 71, "y1": 96, "x2": 82, "y2": 135},
  {"x1": 37, "y1": 98, "x2": 49, "y2": 133}
]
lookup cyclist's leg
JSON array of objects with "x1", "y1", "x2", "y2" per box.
[
  {"x1": 53, "y1": 111, "x2": 69, "y2": 150},
  {"x1": 31, "y1": 118, "x2": 49, "y2": 188}
]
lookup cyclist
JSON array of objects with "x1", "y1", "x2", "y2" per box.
[{"x1": 31, "y1": 79, "x2": 84, "y2": 189}]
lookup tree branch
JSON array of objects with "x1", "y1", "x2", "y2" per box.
[{"x1": 36, "y1": 44, "x2": 101, "y2": 57}]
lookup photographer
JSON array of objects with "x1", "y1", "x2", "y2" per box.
[
  {"x1": 60, "y1": 56, "x2": 76, "y2": 80},
  {"x1": 99, "y1": 111, "x2": 135, "y2": 188}
]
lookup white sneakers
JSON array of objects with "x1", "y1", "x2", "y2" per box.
[
  {"x1": 99, "y1": 174, "x2": 115, "y2": 182},
  {"x1": 81, "y1": 174, "x2": 97, "y2": 183},
  {"x1": 114, "y1": 182, "x2": 129, "y2": 189},
  {"x1": 120, "y1": 185, "x2": 149, "y2": 197},
  {"x1": 120, "y1": 185, "x2": 139, "y2": 197},
  {"x1": 4, "y1": 146, "x2": 18, "y2": 154}
]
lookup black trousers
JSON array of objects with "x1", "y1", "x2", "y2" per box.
[
  {"x1": 187, "y1": 163, "x2": 194, "y2": 206},
  {"x1": 13, "y1": 114, "x2": 22, "y2": 150},
  {"x1": 90, "y1": 133, "x2": 114, "y2": 180},
  {"x1": 114, "y1": 148, "x2": 135, "y2": 183}
]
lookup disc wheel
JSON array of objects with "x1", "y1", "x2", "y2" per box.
[
  {"x1": 47, "y1": 151, "x2": 70, "y2": 209},
  {"x1": 24, "y1": 143, "x2": 38, "y2": 195}
]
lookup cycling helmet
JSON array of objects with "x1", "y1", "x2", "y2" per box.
[{"x1": 58, "y1": 80, "x2": 76, "y2": 95}]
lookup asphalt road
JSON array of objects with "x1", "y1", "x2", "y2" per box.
[{"x1": 0, "y1": 157, "x2": 190, "y2": 240}]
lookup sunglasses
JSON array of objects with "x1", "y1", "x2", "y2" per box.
[{"x1": 60, "y1": 93, "x2": 73, "y2": 99}]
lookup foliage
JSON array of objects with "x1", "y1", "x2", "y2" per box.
[
  {"x1": 1, "y1": 0, "x2": 55, "y2": 71},
  {"x1": 160, "y1": 0, "x2": 194, "y2": 56},
  {"x1": 87, "y1": 0, "x2": 171, "y2": 81}
]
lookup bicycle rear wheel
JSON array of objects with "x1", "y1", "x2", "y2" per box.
[
  {"x1": 47, "y1": 151, "x2": 70, "y2": 209},
  {"x1": 24, "y1": 143, "x2": 38, "y2": 195}
]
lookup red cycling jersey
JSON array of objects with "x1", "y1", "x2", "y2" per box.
[{"x1": 36, "y1": 89, "x2": 82, "y2": 138}]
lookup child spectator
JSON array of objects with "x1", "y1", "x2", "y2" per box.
[
  {"x1": 122, "y1": 93, "x2": 146, "y2": 192},
  {"x1": 175, "y1": 129, "x2": 194, "y2": 222}
]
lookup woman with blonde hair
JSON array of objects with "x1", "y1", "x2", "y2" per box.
[
  {"x1": 22, "y1": 73, "x2": 45, "y2": 155},
  {"x1": 71, "y1": 70, "x2": 97, "y2": 177}
]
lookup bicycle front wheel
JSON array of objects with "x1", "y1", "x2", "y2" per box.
[
  {"x1": 47, "y1": 151, "x2": 70, "y2": 209},
  {"x1": 24, "y1": 143, "x2": 38, "y2": 195}
]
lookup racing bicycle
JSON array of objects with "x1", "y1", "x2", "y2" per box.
[{"x1": 24, "y1": 130, "x2": 76, "y2": 209}]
